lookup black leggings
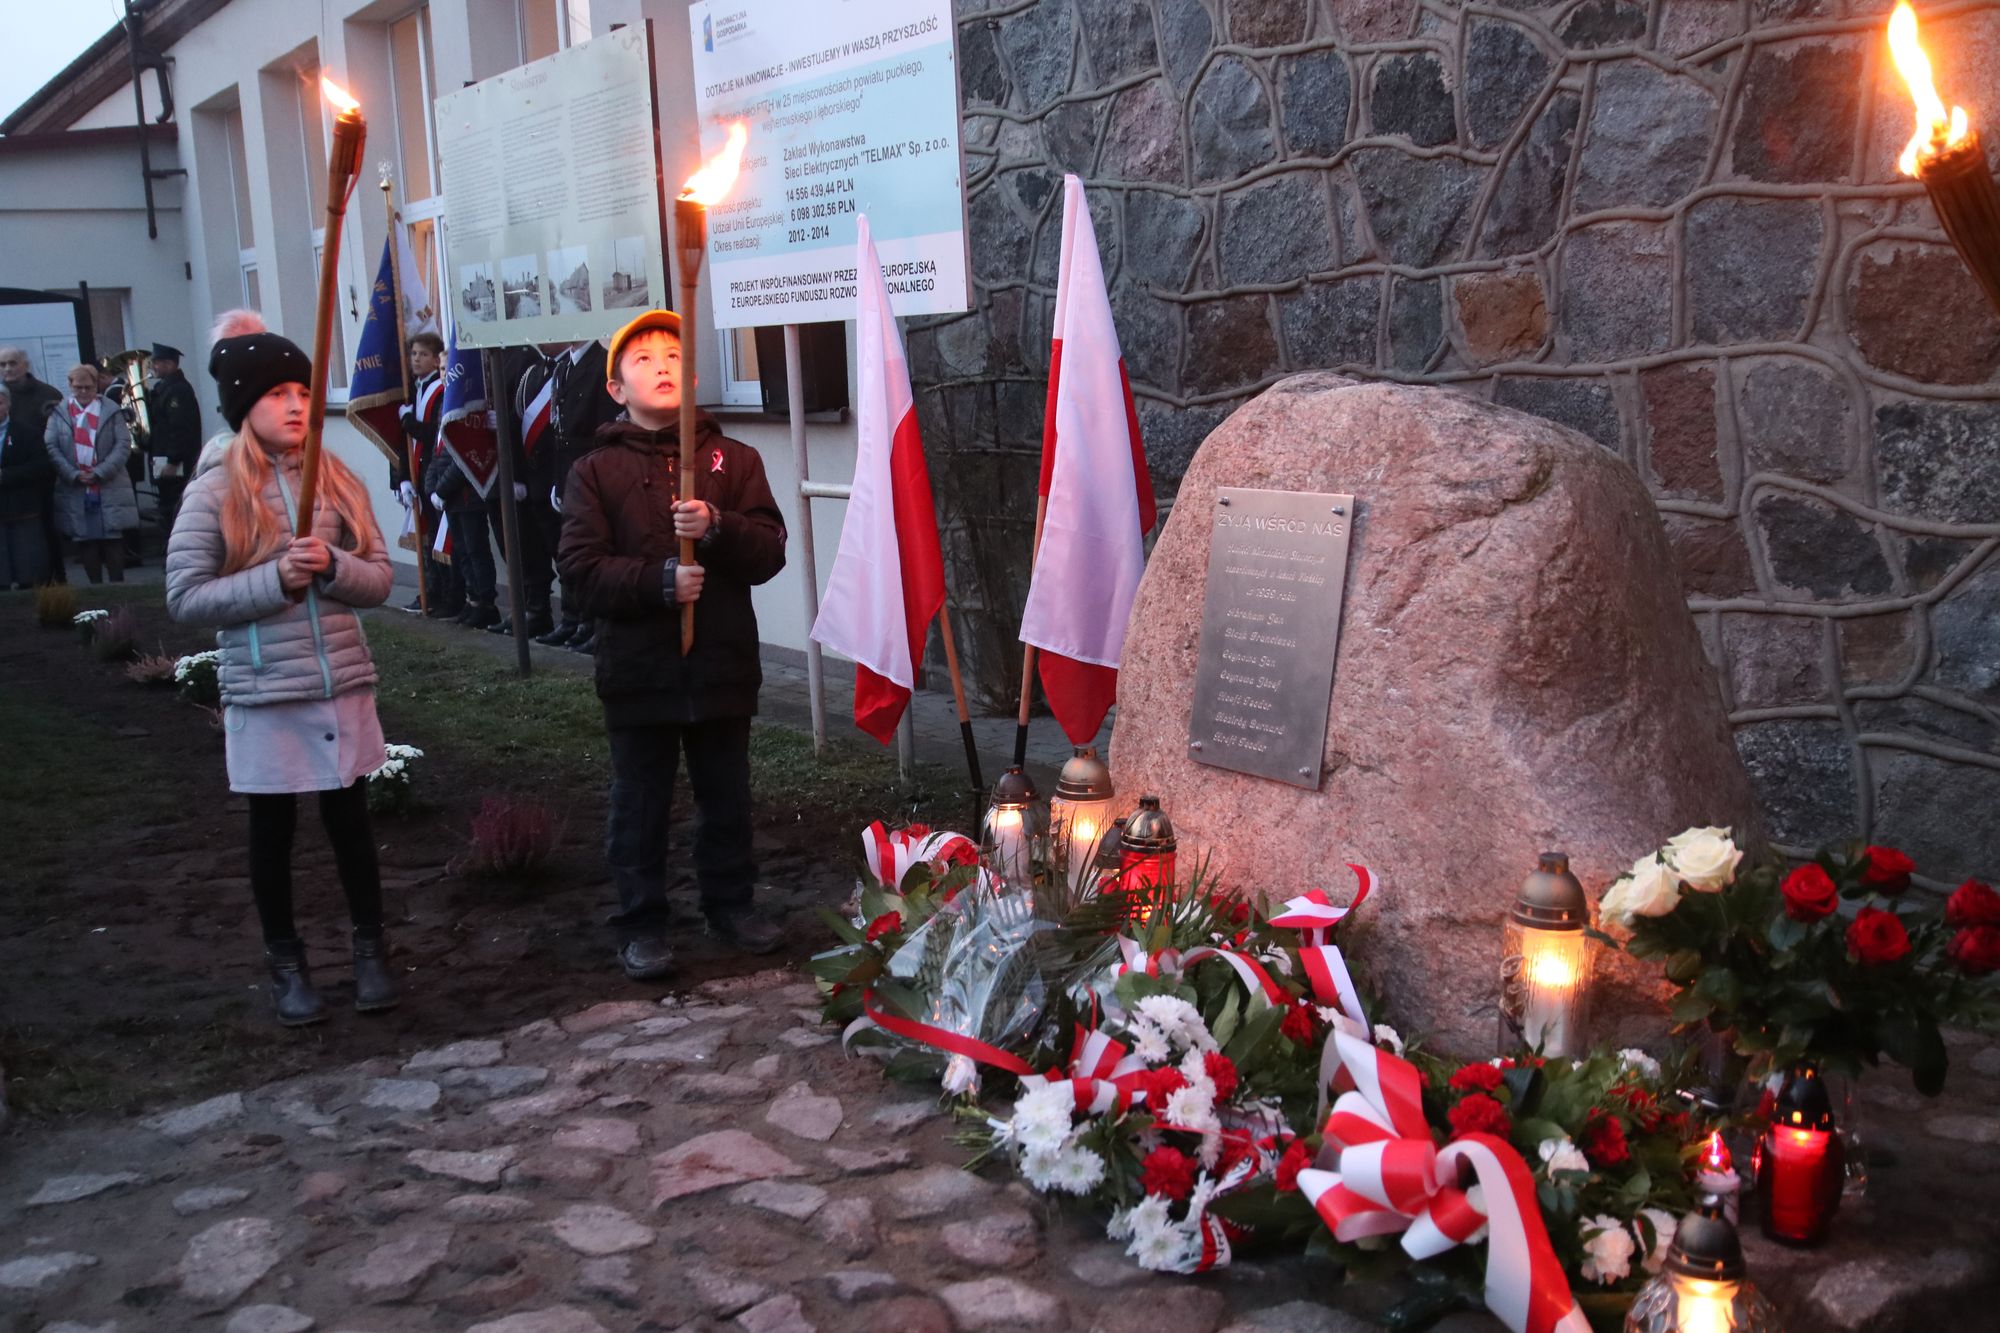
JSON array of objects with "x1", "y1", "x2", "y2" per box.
[{"x1": 246, "y1": 780, "x2": 384, "y2": 945}]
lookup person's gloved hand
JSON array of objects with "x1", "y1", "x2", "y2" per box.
[
  {"x1": 550, "y1": 485, "x2": 562, "y2": 514},
  {"x1": 398, "y1": 480, "x2": 416, "y2": 507},
  {"x1": 429, "y1": 492, "x2": 444, "y2": 512},
  {"x1": 513, "y1": 482, "x2": 527, "y2": 502}
]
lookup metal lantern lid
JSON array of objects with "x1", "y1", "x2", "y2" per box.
[
  {"x1": 990, "y1": 766, "x2": 1038, "y2": 809},
  {"x1": 1510, "y1": 851, "x2": 1589, "y2": 930},
  {"x1": 1665, "y1": 1199, "x2": 1746, "y2": 1281},
  {"x1": 1773, "y1": 1062, "x2": 1836, "y2": 1132},
  {"x1": 1120, "y1": 796, "x2": 1177, "y2": 854},
  {"x1": 1055, "y1": 747, "x2": 1115, "y2": 803},
  {"x1": 1097, "y1": 818, "x2": 1129, "y2": 869}
]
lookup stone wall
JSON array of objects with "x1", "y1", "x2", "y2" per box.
[{"x1": 905, "y1": 0, "x2": 2000, "y2": 888}]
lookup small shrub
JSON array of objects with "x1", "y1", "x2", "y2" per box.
[
  {"x1": 126, "y1": 652, "x2": 178, "y2": 686},
  {"x1": 174, "y1": 650, "x2": 222, "y2": 707},
  {"x1": 74, "y1": 608, "x2": 109, "y2": 641},
  {"x1": 37, "y1": 584, "x2": 79, "y2": 627},
  {"x1": 365, "y1": 743, "x2": 425, "y2": 815},
  {"x1": 90, "y1": 608, "x2": 140, "y2": 662},
  {"x1": 454, "y1": 796, "x2": 561, "y2": 879}
]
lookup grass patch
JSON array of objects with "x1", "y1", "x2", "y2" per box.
[{"x1": 1, "y1": 1015, "x2": 303, "y2": 1123}]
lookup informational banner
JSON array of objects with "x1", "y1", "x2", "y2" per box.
[
  {"x1": 434, "y1": 26, "x2": 669, "y2": 350},
  {"x1": 0, "y1": 298, "x2": 84, "y2": 386},
  {"x1": 688, "y1": 0, "x2": 970, "y2": 327}
]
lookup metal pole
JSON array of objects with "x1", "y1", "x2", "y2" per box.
[
  {"x1": 896, "y1": 708, "x2": 915, "y2": 794},
  {"x1": 786, "y1": 323, "x2": 828, "y2": 755},
  {"x1": 486, "y1": 347, "x2": 531, "y2": 677},
  {"x1": 123, "y1": 1, "x2": 158, "y2": 241}
]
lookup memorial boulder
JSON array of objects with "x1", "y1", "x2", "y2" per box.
[{"x1": 1110, "y1": 374, "x2": 1757, "y2": 1051}]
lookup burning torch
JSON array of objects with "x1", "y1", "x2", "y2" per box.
[
  {"x1": 672, "y1": 120, "x2": 748, "y2": 654},
  {"x1": 1888, "y1": 3, "x2": 2000, "y2": 316},
  {"x1": 295, "y1": 76, "x2": 367, "y2": 536}
]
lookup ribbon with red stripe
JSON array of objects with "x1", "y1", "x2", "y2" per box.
[
  {"x1": 1018, "y1": 1024, "x2": 1155, "y2": 1115},
  {"x1": 1296, "y1": 1030, "x2": 1588, "y2": 1333},
  {"x1": 855, "y1": 988, "x2": 1036, "y2": 1078},
  {"x1": 1270, "y1": 865, "x2": 1375, "y2": 1030},
  {"x1": 1114, "y1": 937, "x2": 1289, "y2": 1007},
  {"x1": 860, "y1": 821, "x2": 979, "y2": 893}
]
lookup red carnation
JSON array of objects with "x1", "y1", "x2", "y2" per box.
[
  {"x1": 1617, "y1": 1085, "x2": 1663, "y2": 1133},
  {"x1": 1274, "y1": 1139, "x2": 1312, "y2": 1193},
  {"x1": 1948, "y1": 926, "x2": 2000, "y2": 975},
  {"x1": 1861, "y1": 845, "x2": 1915, "y2": 896},
  {"x1": 1203, "y1": 1052, "x2": 1241, "y2": 1101},
  {"x1": 1847, "y1": 906, "x2": 1911, "y2": 965},
  {"x1": 1140, "y1": 1146, "x2": 1198, "y2": 1201},
  {"x1": 865, "y1": 911, "x2": 902, "y2": 943},
  {"x1": 1780, "y1": 864, "x2": 1839, "y2": 922},
  {"x1": 1447, "y1": 1093, "x2": 1512, "y2": 1141},
  {"x1": 1582, "y1": 1114, "x2": 1630, "y2": 1167},
  {"x1": 1946, "y1": 880, "x2": 2000, "y2": 928},
  {"x1": 1139, "y1": 1068, "x2": 1189, "y2": 1103},
  {"x1": 1447, "y1": 1062, "x2": 1506, "y2": 1094},
  {"x1": 1280, "y1": 1001, "x2": 1317, "y2": 1045}
]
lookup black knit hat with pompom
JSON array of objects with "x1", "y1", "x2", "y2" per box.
[{"x1": 208, "y1": 332, "x2": 312, "y2": 430}]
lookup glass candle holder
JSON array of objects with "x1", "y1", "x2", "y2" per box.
[
  {"x1": 1624, "y1": 1200, "x2": 1783, "y2": 1332},
  {"x1": 1050, "y1": 747, "x2": 1114, "y2": 894},
  {"x1": 1757, "y1": 1062, "x2": 1844, "y2": 1247},
  {"x1": 1118, "y1": 796, "x2": 1177, "y2": 923},
  {"x1": 1497, "y1": 852, "x2": 1594, "y2": 1058},
  {"x1": 979, "y1": 767, "x2": 1046, "y2": 893}
]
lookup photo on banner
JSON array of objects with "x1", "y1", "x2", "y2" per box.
[{"x1": 687, "y1": 0, "x2": 971, "y2": 328}]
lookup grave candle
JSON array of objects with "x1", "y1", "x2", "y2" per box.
[
  {"x1": 979, "y1": 767, "x2": 1044, "y2": 892},
  {"x1": 1118, "y1": 795, "x2": 1178, "y2": 922},
  {"x1": 1498, "y1": 852, "x2": 1594, "y2": 1059},
  {"x1": 1757, "y1": 1062, "x2": 1845, "y2": 1246},
  {"x1": 1050, "y1": 747, "x2": 1115, "y2": 893},
  {"x1": 1695, "y1": 1131, "x2": 1741, "y2": 1226},
  {"x1": 1888, "y1": 3, "x2": 2000, "y2": 315}
]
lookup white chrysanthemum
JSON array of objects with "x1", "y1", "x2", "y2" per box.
[
  {"x1": 1164, "y1": 1083, "x2": 1219, "y2": 1133},
  {"x1": 1580, "y1": 1214, "x2": 1637, "y2": 1284},
  {"x1": 1129, "y1": 1019, "x2": 1171, "y2": 1065},
  {"x1": 1618, "y1": 1048, "x2": 1662, "y2": 1081},
  {"x1": 1638, "y1": 1208, "x2": 1677, "y2": 1274},
  {"x1": 1134, "y1": 995, "x2": 1197, "y2": 1042},
  {"x1": 1128, "y1": 1194, "x2": 1172, "y2": 1235},
  {"x1": 1372, "y1": 1024, "x2": 1405, "y2": 1055},
  {"x1": 1106, "y1": 1207, "x2": 1135, "y2": 1241},
  {"x1": 1128, "y1": 1221, "x2": 1193, "y2": 1272},
  {"x1": 383, "y1": 743, "x2": 425, "y2": 761},
  {"x1": 1020, "y1": 1149, "x2": 1063, "y2": 1193},
  {"x1": 1048, "y1": 1145, "x2": 1107, "y2": 1194},
  {"x1": 74, "y1": 609, "x2": 108, "y2": 625},
  {"x1": 1538, "y1": 1137, "x2": 1590, "y2": 1176}
]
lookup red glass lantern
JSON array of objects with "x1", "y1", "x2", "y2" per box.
[
  {"x1": 1694, "y1": 1130, "x2": 1741, "y2": 1226},
  {"x1": 1757, "y1": 1062, "x2": 1844, "y2": 1246},
  {"x1": 1118, "y1": 796, "x2": 1177, "y2": 921}
]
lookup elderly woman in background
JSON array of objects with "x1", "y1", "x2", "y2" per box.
[
  {"x1": 45, "y1": 363, "x2": 139, "y2": 583},
  {"x1": 0, "y1": 383, "x2": 53, "y2": 587}
]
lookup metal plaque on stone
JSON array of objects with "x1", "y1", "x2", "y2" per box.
[{"x1": 1187, "y1": 487, "x2": 1355, "y2": 789}]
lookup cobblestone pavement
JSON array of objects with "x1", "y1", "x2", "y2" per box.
[{"x1": 4, "y1": 972, "x2": 1997, "y2": 1333}]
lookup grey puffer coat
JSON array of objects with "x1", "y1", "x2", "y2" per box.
[
  {"x1": 44, "y1": 398, "x2": 139, "y2": 534},
  {"x1": 166, "y1": 446, "x2": 393, "y2": 707}
]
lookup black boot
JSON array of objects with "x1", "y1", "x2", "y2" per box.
[
  {"x1": 265, "y1": 939, "x2": 326, "y2": 1027},
  {"x1": 352, "y1": 931, "x2": 400, "y2": 1013}
]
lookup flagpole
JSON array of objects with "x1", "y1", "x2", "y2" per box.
[
  {"x1": 936, "y1": 604, "x2": 985, "y2": 825},
  {"x1": 1013, "y1": 496, "x2": 1048, "y2": 767},
  {"x1": 382, "y1": 172, "x2": 427, "y2": 616}
]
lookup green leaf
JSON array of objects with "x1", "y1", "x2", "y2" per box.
[
  {"x1": 819, "y1": 909, "x2": 865, "y2": 946},
  {"x1": 1670, "y1": 990, "x2": 1716, "y2": 1024},
  {"x1": 1619, "y1": 1166, "x2": 1653, "y2": 1203},
  {"x1": 1664, "y1": 949, "x2": 1704, "y2": 984},
  {"x1": 1880, "y1": 1014, "x2": 1949, "y2": 1095},
  {"x1": 1766, "y1": 915, "x2": 1808, "y2": 952},
  {"x1": 1695, "y1": 967, "x2": 1743, "y2": 1009},
  {"x1": 1514, "y1": 1118, "x2": 1569, "y2": 1150},
  {"x1": 1502, "y1": 1065, "x2": 1546, "y2": 1116},
  {"x1": 1211, "y1": 988, "x2": 1244, "y2": 1051}
]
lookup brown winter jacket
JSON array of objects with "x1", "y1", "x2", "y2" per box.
[{"x1": 556, "y1": 413, "x2": 787, "y2": 724}]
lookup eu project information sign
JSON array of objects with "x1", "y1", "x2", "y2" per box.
[{"x1": 688, "y1": 0, "x2": 970, "y2": 327}]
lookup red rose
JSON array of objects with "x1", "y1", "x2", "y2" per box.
[
  {"x1": 1847, "y1": 906, "x2": 1911, "y2": 964},
  {"x1": 1280, "y1": 1001, "x2": 1317, "y2": 1045},
  {"x1": 1203, "y1": 1053, "x2": 1240, "y2": 1101},
  {"x1": 1447, "y1": 1062, "x2": 1506, "y2": 1094},
  {"x1": 1948, "y1": 926, "x2": 2000, "y2": 975},
  {"x1": 1274, "y1": 1139, "x2": 1312, "y2": 1193},
  {"x1": 1780, "y1": 864, "x2": 1839, "y2": 922},
  {"x1": 865, "y1": 911, "x2": 902, "y2": 943},
  {"x1": 1582, "y1": 1114, "x2": 1630, "y2": 1167},
  {"x1": 1861, "y1": 845, "x2": 1915, "y2": 896},
  {"x1": 1447, "y1": 1093, "x2": 1512, "y2": 1141},
  {"x1": 1946, "y1": 880, "x2": 2000, "y2": 928},
  {"x1": 1139, "y1": 1146, "x2": 1198, "y2": 1201}
]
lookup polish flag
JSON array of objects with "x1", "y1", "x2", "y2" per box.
[
  {"x1": 810, "y1": 215, "x2": 948, "y2": 744},
  {"x1": 521, "y1": 372, "x2": 554, "y2": 457},
  {"x1": 430, "y1": 507, "x2": 453, "y2": 564},
  {"x1": 1019, "y1": 175, "x2": 1157, "y2": 744}
]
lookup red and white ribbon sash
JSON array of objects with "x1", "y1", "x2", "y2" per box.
[
  {"x1": 861, "y1": 820, "x2": 977, "y2": 893},
  {"x1": 1018, "y1": 1023, "x2": 1155, "y2": 1115},
  {"x1": 1297, "y1": 1030, "x2": 1587, "y2": 1333},
  {"x1": 69, "y1": 398, "x2": 101, "y2": 493},
  {"x1": 1270, "y1": 864, "x2": 1375, "y2": 1029},
  {"x1": 1114, "y1": 936, "x2": 1289, "y2": 1007}
]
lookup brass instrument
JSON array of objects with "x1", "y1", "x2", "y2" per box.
[{"x1": 100, "y1": 348, "x2": 152, "y2": 447}]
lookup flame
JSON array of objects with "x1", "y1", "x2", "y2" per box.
[
  {"x1": 321, "y1": 75, "x2": 361, "y2": 115},
  {"x1": 1889, "y1": 3, "x2": 1972, "y2": 176},
  {"x1": 680, "y1": 121, "x2": 749, "y2": 205},
  {"x1": 1701, "y1": 1130, "x2": 1733, "y2": 1173}
]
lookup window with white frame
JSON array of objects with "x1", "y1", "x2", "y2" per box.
[
  {"x1": 389, "y1": 8, "x2": 446, "y2": 320},
  {"x1": 223, "y1": 107, "x2": 258, "y2": 309},
  {"x1": 565, "y1": 0, "x2": 592, "y2": 46},
  {"x1": 717, "y1": 327, "x2": 763, "y2": 407}
]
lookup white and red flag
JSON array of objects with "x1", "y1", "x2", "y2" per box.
[
  {"x1": 810, "y1": 214, "x2": 948, "y2": 744},
  {"x1": 1019, "y1": 174, "x2": 1158, "y2": 744},
  {"x1": 521, "y1": 371, "x2": 553, "y2": 457}
]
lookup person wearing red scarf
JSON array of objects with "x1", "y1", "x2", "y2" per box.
[{"x1": 42, "y1": 364, "x2": 138, "y2": 582}]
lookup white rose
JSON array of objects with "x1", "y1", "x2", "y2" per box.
[
  {"x1": 1618, "y1": 1048, "x2": 1662, "y2": 1081},
  {"x1": 1538, "y1": 1136, "x2": 1590, "y2": 1176},
  {"x1": 1580, "y1": 1214, "x2": 1637, "y2": 1284},
  {"x1": 1666, "y1": 828, "x2": 1742, "y2": 892},
  {"x1": 1615, "y1": 855, "x2": 1684, "y2": 922},
  {"x1": 1638, "y1": 1208, "x2": 1678, "y2": 1274}
]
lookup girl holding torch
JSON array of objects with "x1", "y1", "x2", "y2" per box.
[{"x1": 165, "y1": 316, "x2": 399, "y2": 1027}]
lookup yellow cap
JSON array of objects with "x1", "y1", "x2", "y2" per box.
[{"x1": 606, "y1": 309, "x2": 683, "y2": 383}]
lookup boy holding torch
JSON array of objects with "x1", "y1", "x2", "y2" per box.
[{"x1": 556, "y1": 310, "x2": 788, "y2": 978}]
